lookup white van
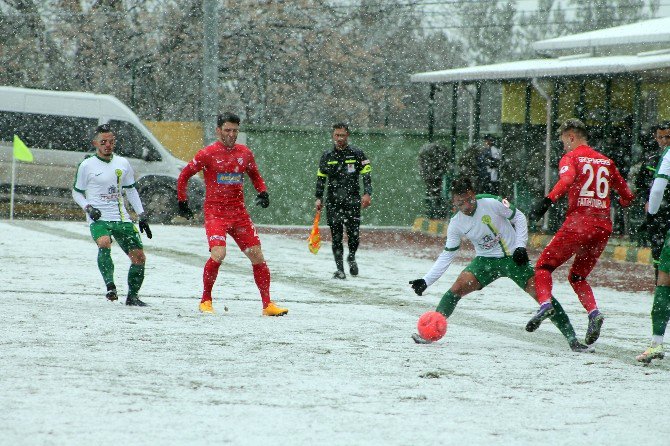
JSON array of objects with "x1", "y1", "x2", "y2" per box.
[{"x1": 0, "y1": 86, "x2": 204, "y2": 222}]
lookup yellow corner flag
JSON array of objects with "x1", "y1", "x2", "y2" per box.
[
  {"x1": 308, "y1": 210, "x2": 321, "y2": 254},
  {"x1": 13, "y1": 135, "x2": 33, "y2": 162}
]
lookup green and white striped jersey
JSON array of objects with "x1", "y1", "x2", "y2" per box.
[
  {"x1": 649, "y1": 146, "x2": 670, "y2": 214},
  {"x1": 73, "y1": 154, "x2": 138, "y2": 223},
  {"x1": 423, "y1": 195, "x2": 528, "y2": 287}
]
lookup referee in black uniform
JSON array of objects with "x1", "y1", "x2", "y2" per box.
[{"x1": 315, "y1": 123, "x2": 372, "y2": 279}]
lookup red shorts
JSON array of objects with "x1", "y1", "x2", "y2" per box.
[
  {"x1": 536, "y1": 224, "x2": 611, "y2": 278},
  {"x1": 204, "y1": 215, "x2": 260, "y2": 251}
]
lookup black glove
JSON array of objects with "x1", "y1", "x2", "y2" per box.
[
  {"x1": 178, "y1": 200, "x2": 194, "y2": 219},
  {"x1": 255, "y1": 191, "x2": 270, "y2": 208},
  {"x1": 85, "y1": 205, "x2": 102, "y2": 221},
  {"x1": 138, "y1": 214, "x2": 152, "y2": 239},
  {"x1": 512, "y1": 247, "x2": 529, "y2": 265},
  {"x1": 528, "y1": 197, "x2": 552, "y2": 221},
  {"x1": 409, "y1": 279, "x2": 428, "y2": 296}
]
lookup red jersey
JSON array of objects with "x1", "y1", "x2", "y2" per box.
[
  {"x1": 547, "y1": 145, "x2": 634, "y2": 231},
  {"x1": 177, "y1": 141, "x2": 266, "y2": 218}
]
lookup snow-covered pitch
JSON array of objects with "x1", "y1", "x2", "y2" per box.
[{"x1": 1, "y1": 220, "x2": 668, "y2": 445}]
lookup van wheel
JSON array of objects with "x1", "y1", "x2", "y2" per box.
[{"x1": 143, "y1": 189, "x2": 177, "y2": 224}]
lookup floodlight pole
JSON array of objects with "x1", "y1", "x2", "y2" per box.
[{"x1": 202, "y1": 0, "x2": 220, "y2": 144}]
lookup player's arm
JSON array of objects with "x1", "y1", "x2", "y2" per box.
[
  {"x1": 493, "y1": 198, "x2": 529, "y2": 264},
  {"x1": 410, "y1": 223, "x2": 461, "y2": 295},
  {"x1": 610, "y1": 165, "x2": 635, "y2": 207},
  {"x1": 121, "y1": 161, "x2": 145, "y2": 215},
  {"x1": 176, "y1": 152, "x2": 205, "y2": 218},
  {"x1": 494, "y1": 198, "x2": 528, "y2": 249},
  {"x1": 547, "y1": 157, "x2": 576, "y2": 202},
  {"x1": 528, "y1": 157, "x2": 575, "y2": 221},
  {"x1": 315, "y1": 152, "x2": 329, "y2": 201},
  {"x1": 177, "y1": 152, "x2": 205, "y2": 202},
  {"x1": 71, "y1": 161, "x2": 100, "y2": 220},
  {"x1": 358, "y1": 150, "x2": 372, "y2": 197},
  {"x1": 649, "y1": 153, "x2": 670, "y2": 215},
  {"x1": 245, "y1": 151, "x2": 270, "y2": 208},
  {"x1": 245, "y1": 151, "x2": 267, "y2": 194}
]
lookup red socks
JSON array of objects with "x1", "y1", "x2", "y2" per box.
[
  {"x1": 534, "y1": 268, "x2": 553, "y2": 305},
  {"x1": 253, "y1": 262, "x2": 271, "y2": 308},
  {"x1": 570, "y1": 279, "x2": 598, "y2": 314},
  {"x1": 201, "y1": 258, "x2": 221, "y2": 303},
  {"x1": 202, "y1": 259, "x2": 271, "y2": 308}
]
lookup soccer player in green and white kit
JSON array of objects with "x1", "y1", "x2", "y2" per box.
[
  {"x1": 72, "y1": 124, "x2": 152, "y2": 306},
  {"x1": 636, "y1": 135, "x2": 670, "y2": 364},
  {"x1": 409, "y1": 176, "x2": 592, "y2": 352}
]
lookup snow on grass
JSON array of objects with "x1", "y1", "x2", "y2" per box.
[{"x1": 0, "y1": 220, "x2": 668, "y2": 445}]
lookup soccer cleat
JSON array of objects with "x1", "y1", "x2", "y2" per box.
[
  {"x1": 585, "y1": 311, "x2": 604, "y2": 345},
  {"x1": 262, "y1": 301, "x2": 288, "y2": 317},
  {"x1": 636, "y1": 344, "x2": 665, "y2": 364},
  {"x1": 412, "y1": 333, "x2": 433, "y2": 344},
  {"x1": 199, "y1": 300, "x2": 215, "y2": 314},
  {"x1": 105, "y1": 283, "x2": 118, "y2": 302},
  {"x1": 569, "y1": 339, "x2": 595, "y2": 353},
  {"x1": 333, "y1": 270, "x2": 346, "y2": 280},
  {"x1": 125, "y1": 295, "x2": 147, "y2": 307},
  {"x1": 525, "y1": 302, "x2": 555, "y2": 332},
  {"x1": 348, "y1": 256, "x2": 359, "y2": 276}
]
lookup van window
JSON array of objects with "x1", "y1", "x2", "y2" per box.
[
  {"x1": 109, "y1": 120, "x2": 161, "y2": 161},
  {"x1": 0, "y1": 111, "x2": 96, "y2": 152}
]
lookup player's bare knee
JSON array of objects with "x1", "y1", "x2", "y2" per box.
[
  {"x1": 210, "y1": 246, "x2": 226, "y2": 263},
  {"x1": 129, "y1": 250, "x2": 146, "y2": 265},
  {"x1": 96, "y1": 236, "x2": 112, "y2": 249},
  {"x1": 245, "y1": 245, "x2": 265, "y2": 264}
]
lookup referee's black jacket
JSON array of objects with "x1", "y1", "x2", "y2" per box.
[{"x1": 315, "y1": 144, "x2": 372, "y2": 208}]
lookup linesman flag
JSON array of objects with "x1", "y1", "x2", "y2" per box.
[
  {"x1": 13, "y1": 135, "x2": 33, "y2": 162},
  {"x1": 308, "y1": 210, "x2": 321, "y2": 254}
]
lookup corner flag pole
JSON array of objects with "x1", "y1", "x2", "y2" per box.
[
  {"x1": 10, "y1": 135, "x2": 35, "y2": 220},
  {"x1": 10, "y1": 151, "x2": 16, "y2": 220}
]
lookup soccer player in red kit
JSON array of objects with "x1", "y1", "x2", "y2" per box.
[
  {"x1": 526, "y1": 119, "x2": 634, "y2": 345},
  {"x1": 176, "y1": 112, "x2": 288, "y2": 316}
]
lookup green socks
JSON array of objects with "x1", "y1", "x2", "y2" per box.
[
  {"x1": 436, "y1": 290, "x2": 461, "y2": 318},
  {"x1": 548, "y1": 297, "x2": 578, "y2": 342},
  {"x1": 97, "y1": 248, "x2": 114, "y2": 286},
  {"x1": 128, "y1": 264, "x2": 145, "y2": 298},
  {"x1": 652, "y1": 285, "x2": 670, "y2": 336}
]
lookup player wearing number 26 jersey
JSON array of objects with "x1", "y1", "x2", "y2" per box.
[{"x1": 527, "y1": 119, "x2": 634, "y2": 345}]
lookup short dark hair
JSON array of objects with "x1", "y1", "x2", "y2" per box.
[
  {"x1": 656, "y1": 121, "x2": 670, "y2": 131},
  {"x1": 94, "y1": 124, "x2": 113, "y2": 136},
  {"x1": 217, "y1": 112, "x2": 241, "y2": 127},
  {"x1": 332, "y1": 122, "x2": 349, "y2": 132},
  {"x1": 450, "y1": 176, "x2": 474, "y2": 196},
  {"x1": 557, "y1": 118, "x2": 588, "y2": 138}
]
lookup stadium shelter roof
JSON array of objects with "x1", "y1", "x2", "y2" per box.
[
  {"x1": 410, "y1": 52, "x2": 670, "y2": 84},
  {"x1": 533, "y1": 16, "x2": 670, "y2": 52}
]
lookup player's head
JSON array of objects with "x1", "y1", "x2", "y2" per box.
[
  {"x1": 450, "y1": 176, "x2": 477, "y2": 216},
  {"x1": 655, "y1": 121, "x2": 670, "y2": 149},
  {"x1": 216, "y1": 112, "x2": 240, "y2": 147},
  {"x1": 558, "y1": 118, "x2": 588, "y2": 152},
  {"x1": 332, "y1": 122, "x2": 350, "y2": 149},
  {"x1": 483, "y1": 134, "x2": 495, "y2": 146},
  {"x1": 92, "y1": 123, "x2": 115, "y2": 159}
]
